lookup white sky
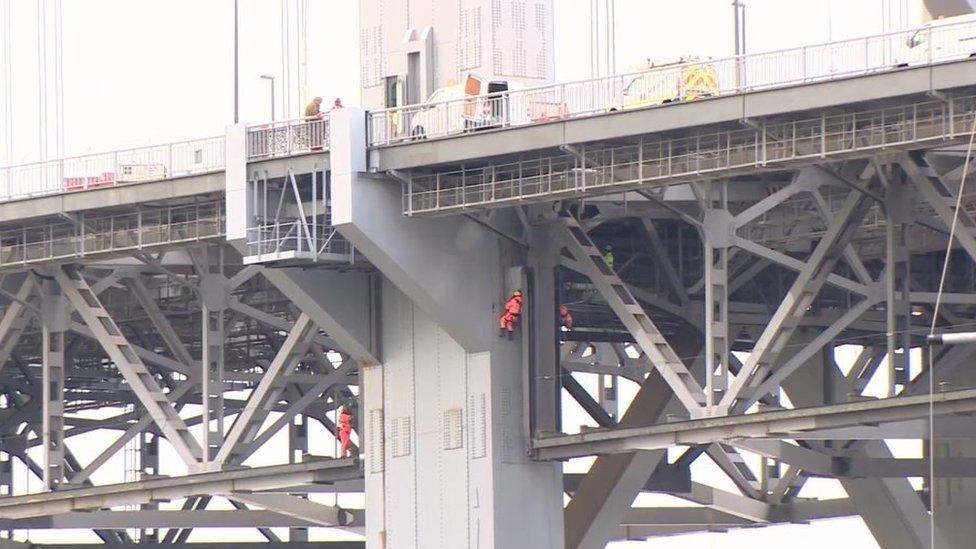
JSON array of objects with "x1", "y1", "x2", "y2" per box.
[{"x1": 0, "y1": 0, "x2": 937, "y2": 546}]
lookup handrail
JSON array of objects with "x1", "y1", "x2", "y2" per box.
[
  {"x1": 0, "y1": 135, "x2": 226, "y2": 204},
  {"x1": 366, "y1": 17, "x2": 976, "y2": 146},
  {"x1": 0, "y1": 115, "x2": 331, "y2": 204},
  {"x1": 0, "y1": 135, "x2": 224, "y2": 171},
  {"x1": 245, "y1": 114, "x2": 330, "y2": 160},
  {"x1": 3, "y1": 18, "x2": 976, "y2": 203}
]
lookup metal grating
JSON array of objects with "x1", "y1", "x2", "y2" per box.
[
  {"x1": 442, "y1": 407, "x2": 464, "y2": 450},
  {"x1": 369, "y1": 409, "x2": 385, "y2": 472},
  {"x1": 469, "y1": 393, "x2": 487, "y2": 459},
  {"x1": 391, "y1": 416, "x2": 412, "y2": 458}
]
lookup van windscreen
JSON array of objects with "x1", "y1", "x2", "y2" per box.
[{"x1": 488, "y1": 81, "x2": 509, "y2": 94}]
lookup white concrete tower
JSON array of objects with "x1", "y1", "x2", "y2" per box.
[
  {"x1": 358, "y1": 0, "x2": 555, "y2": 109},
  {"x1": 330, "y1": 106, "x2": 565, "y2": 549}
]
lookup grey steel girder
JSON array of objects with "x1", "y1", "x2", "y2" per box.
[
  {"x1": 558, "y1": 216, "x2": 707, "y2": 413},
  {"x1": 53, "y1": 265, "x2": 204, "y2": 466},
  {"x1": 215, "y1": 313, "x2": 317, "y2": 464},
  {"x1": 0, "y1": 458, "x2": 359, "y2": 520},
  {"x1": 533, "y1": 388, "x2": 976, "y2": 460},
  {"x1": 721, "y1": 170, "x2": 880, "y2": 411}
]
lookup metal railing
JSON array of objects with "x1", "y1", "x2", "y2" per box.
[
  {"x1": 3, "y1": 19, "x2": 974, "y2": 205},
  {"x1": 246, "y1": 116, "x2": 330, "y2": 160},
  {"x1": 368, "y1": 18, "x2": 976, "y2": 146},
  {"x1": 0, "y1": 201, "x2": 224, "y2": 269},
  {"x1": 245, "y1": 220, "x2": 353, "y2": 262},
  {"x1": 0, "y1": 114, "x2": 331, "y2": 205},
  {"x1": 403, "y1": 94, "x2": 976, "y2": 216},
  {"x1": 0, "y1": 136, "x2": 225, "y2": 203}
]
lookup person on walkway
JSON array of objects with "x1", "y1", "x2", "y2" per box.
[
  {"x1": 305, "y1": 97, "x2": 324, "y2": 119},
  {"x1": 332, "y1": 97, "x2": 344, "y2": 110},
  {"x1": 602, "y1": 245, "x2": 614, "y2": 270},
  {"x1": 338, "y1": 405, "x2": 355, "y2": 458},
  {"x1": 559, "y1": 304, "x2": 573, "y2": 329},
  {"x1": 498, "y1": 289, "x2": 523, "y2": 339}
]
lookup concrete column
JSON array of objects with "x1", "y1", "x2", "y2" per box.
[
  {"x1": 528, "y1": 220, "x2": 561, "y2": 434},
  {"x1": 332, "y1": 108, "x2": 564, "y2": 549},
  {"x1": 933, "y1": 350, "x2": 976, "y2": 548},
  {"x1": 224, "y1": 123, "x2": 249, "y2": 242}
]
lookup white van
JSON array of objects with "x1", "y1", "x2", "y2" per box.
[
  {"x1": 408, "y1": 74, "x2": 525, "y2": 139},
  {"x1": 895, "y1": 14, "x2": 976, "y2": 66}
]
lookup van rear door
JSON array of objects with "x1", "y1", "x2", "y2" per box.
[
  {"x1": 462, "y1": 74, "x2": 483, "y2": 120},
  {"x1": 486, "y1": 81, "x2": 509, "y2": 122}
]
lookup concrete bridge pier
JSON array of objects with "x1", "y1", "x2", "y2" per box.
[
  {"x1": 330, "y1": 108, "x2": 564, "y2": 549},
  {"x1": 932, "y1": 353, "x2": 976, "y2": 549}
]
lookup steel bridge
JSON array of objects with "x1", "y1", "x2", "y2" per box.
[{"x1": 2, "y1": 20, "x2": 976, "y2": 549}]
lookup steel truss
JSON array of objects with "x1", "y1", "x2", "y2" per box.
[
  {"x1": 4, "y1": 99, "x2": 976, "y2": 549},
  {"x1": 0, "y1": 236, "x2": 363, "y2": 543},
  {"x1": 516, "y1": 147, "x2": 976, "y2": 547},
  {"x1": 245, "y1": 168, "x2": 354, "y2": 265}
]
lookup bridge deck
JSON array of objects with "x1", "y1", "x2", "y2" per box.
[
  {"x1": 2, "y1": 21, "x2": 976, "y2": 222},
  {"x1": 375, "y1": 59, "x2": 976, "y2": 172}
]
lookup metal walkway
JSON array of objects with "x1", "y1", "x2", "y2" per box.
[
  {"x1": 0, "y1": 117, "x2": 326, "y2": 205},
  {"x1": 402, "y1": 94, "x2": 976, "y2": 216}
]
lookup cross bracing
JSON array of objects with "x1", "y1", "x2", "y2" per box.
[
  {"x1": 3, "y1": 47, "x2": 976, "y2": 549},
  {"x1": 3, "y1": 150, "x2": 976, "y2": 546}
]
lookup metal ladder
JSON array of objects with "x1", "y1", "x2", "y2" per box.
[
  {"x1": 559, "y1": 216, "x2": 707, "y2": 414},
  {"x1": 54, "y1": 265, "x2": 203, "y2": 466}
]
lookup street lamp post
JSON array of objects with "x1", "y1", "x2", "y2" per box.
[
  {"x1": 233, "y1": 0, "x2": 239, "y2": 124},
  {"x1": 260, "y1": 75, "x2": 275, "y2": 121},
  {"x1": 733, "y1": 0, "x2": 747, "y2": 90}
]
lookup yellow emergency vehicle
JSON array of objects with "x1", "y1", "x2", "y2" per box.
[{"x1": 617, "y1": 57, "x2": 719, "y2": 110}]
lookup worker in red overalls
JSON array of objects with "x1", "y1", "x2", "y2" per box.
[
  {"x1": 559, "y1": 304, "x2": 573, "y2": 329},
  {"x1": 338, "y1": 405, "x2": 354, "y2": 458},
  {"x1": 498, "y1": 289, "x2": 523, "y2": 339}
]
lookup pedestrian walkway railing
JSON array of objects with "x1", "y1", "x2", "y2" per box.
[
  {"x1": 402, "y1": 94, "x2": 976, "y2": 216},
  {"x1": 3, "y1": 19, "x2": 976, "y2": 206},
  {"x1": 0, "y1": 201, "x2": 223, "y2": 268},
  {"x1": 246, "y1": 116, "x2": 330, "y2": 160},
  {"x1": 244, "y1": 220, "x2": 353, "y2": 264},
  {"x1": 0, "y1": 114, "x2": 331, "y2": 205},
  {"x1": 368, "y1": 18, "x2": 976, "y2": 146},
  {"x1": 0, "y1": 136, "x2": 225, "y2": 203}
]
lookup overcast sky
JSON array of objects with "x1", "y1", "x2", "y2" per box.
[
  {"x1": 0, "y1": 0, "x2": 916, "y2": 165},
  {"x1": 0, "y1": 1, "x2": 932, "y2": 546}
]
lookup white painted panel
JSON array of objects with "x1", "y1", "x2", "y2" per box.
[
  {"x1": 465, "y1": 351, "x2": 495, "y2": 549},
  {"x1": 381, "y1": 283, "x2": 418, "y2": 549},
  {"x1": 413, "y1": 307, "x2": 441, "y2": 547},
  {"x1": 436, "y1": 324, "x2": 470, "y2": 548},
  {"x1": 224, "y1": 123, "x2": 248, "y2": 241},
  {"x1": 362, "y1": 364, "x2": 387, "y2": 548}
]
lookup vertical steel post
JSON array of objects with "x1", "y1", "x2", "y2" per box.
[
  {"x1": 41, "y1": 277, "x2": 67, "y2": 490},
  {"x1": 201, "y1": 246, "x2": 226, "y2": 464},
  {"x1": 288, "y1": 414, "x2": 309, "y2": 541},
  {"x1": 233, "y1": 0, "x2": 239, "y2": 124},
  {"x1": 703, "y1": 181, "x2": 730, "y2": 413}
]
